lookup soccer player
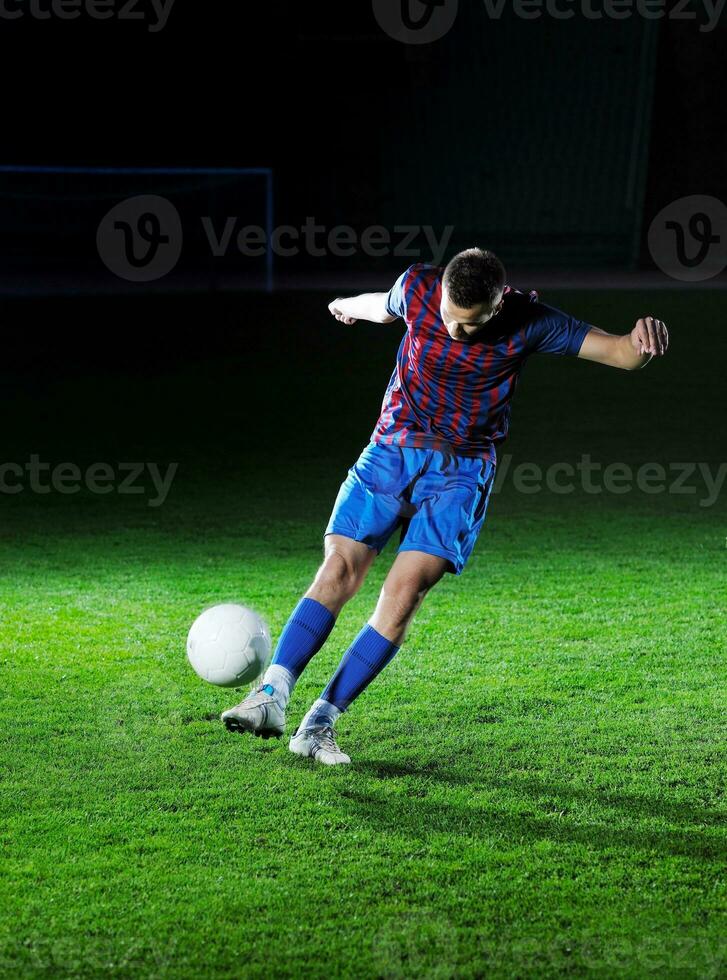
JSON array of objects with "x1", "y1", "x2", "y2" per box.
[{"x1": 222, "y1": 249, "x2": 668, "y2": 764}]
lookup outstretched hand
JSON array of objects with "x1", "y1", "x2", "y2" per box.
[{"x1": 631, "y1": 316, "x2": 668, "y2": 358}]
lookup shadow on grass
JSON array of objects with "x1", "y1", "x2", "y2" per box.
[{"x1": 351, "y1": 760, "x2": 725, "y2": 861}]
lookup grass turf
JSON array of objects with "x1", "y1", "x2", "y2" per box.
[{"x1": 0, "y1": 289, "x2": 725, "y2": 978}]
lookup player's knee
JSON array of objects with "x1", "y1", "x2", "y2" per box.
[{"x1": 317, "y1": 549, "x2": 362, "y2": 600}]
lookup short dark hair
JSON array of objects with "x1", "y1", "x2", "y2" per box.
[{"x1": 443, "y1": 248, "x2": 506, "y2": 309}]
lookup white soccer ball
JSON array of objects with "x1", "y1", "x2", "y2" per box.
[{"x1": 186, "y1": 603, "x2": 272, "y2": 687}]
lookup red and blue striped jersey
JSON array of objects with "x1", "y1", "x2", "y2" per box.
[{"x1": 371, "y1": 263, "x2": 592, "y2": 462}]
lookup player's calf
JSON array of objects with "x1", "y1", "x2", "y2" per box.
[{"x1": 370, "y1": 551, "x2": 447, "y2": 645}]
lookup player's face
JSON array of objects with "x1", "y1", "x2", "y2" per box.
[{"x1": 440, "y1": 287, "x2": 505, "y2": 342}]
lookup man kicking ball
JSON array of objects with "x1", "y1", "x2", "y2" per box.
[{"x1": 222, "y1": 248, "x2": 668, "y2": 764}]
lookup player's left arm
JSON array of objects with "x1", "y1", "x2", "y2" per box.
[{"x1": 578, "y1": 316, "x2": 669, "y2": 371}]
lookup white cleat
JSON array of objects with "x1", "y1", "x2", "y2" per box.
[
  {"x1": 288, "y1": 724, "x2": 351, "y2": 765},
  {"x1": 221, "y1": 686, "x2": 286, "y2": 739}
]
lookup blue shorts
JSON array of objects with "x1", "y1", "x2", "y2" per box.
[{"x1": 325, "y1": 442, "x2": 496, "y2": 575}]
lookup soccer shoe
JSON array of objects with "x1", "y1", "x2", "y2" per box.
[
  {"x1": 288, "y1": 724, "x2": 351, "y2": 765},
  {"x1": 221, "y1": 686, "x2": 286, "y2": 738}
]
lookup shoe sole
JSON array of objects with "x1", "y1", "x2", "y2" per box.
[{"x1": 223, "y1": 717, "x2": 283, "y2": 739}]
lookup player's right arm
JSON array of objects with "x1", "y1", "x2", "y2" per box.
[{"x1": 328, "y1": 293, "x2": 398, "y2": 325}]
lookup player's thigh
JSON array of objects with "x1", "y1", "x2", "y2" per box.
[
  {"x1": 403, "y1": 455, "x2": 494, "y2": 575},
  {"x1": 324, "y1": 443, "x2": 409, "y2": 554}
]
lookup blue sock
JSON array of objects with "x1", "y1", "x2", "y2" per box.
[
  {"x1": 321, "y1": 624, "x2": 400, "y2": 711},
  {"x1": 271, "y1": 597, "x2": 336, "y2": 680}
]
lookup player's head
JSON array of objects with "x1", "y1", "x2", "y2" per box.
[{"x1": 441, "y1": 248, "x2": 506, "y2": 341}]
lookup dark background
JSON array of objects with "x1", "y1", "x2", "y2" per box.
[
  {"x1": 1, "y1": 1, "x2": 726, "y2": 284},
  {"x1": 0, "y1": 0, "x2": 724, "y2": 453},
  {"x1": 6, "y1": 4, "x2": 725, "y2": 201}
]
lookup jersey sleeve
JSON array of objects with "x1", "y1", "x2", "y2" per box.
[
  {"x1": 385, "y1": 266, "x2": 416, "y2": 319},
  {"x1": 525, "y1": 303, "x2": 592, "y2": 356}
]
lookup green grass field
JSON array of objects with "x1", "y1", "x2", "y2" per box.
[{"x1": 1, "y1": 290, "x2": 725, "y2": 978}]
